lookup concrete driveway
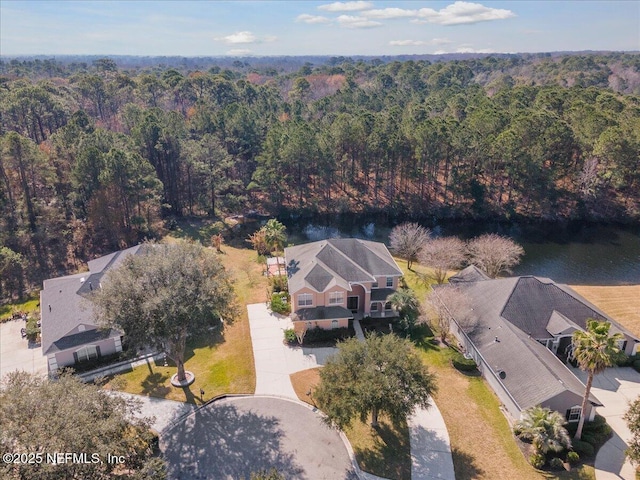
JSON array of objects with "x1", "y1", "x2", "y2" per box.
[
  {"x1": 572, "y1": 366, "x2": 640, "y2": 480},
  {"x1": 161, "y1": 396, "x2": 357, "y2": 480},
  {"x1": 247, "y1": 303, "x2": 336, "y2": 397},
  {"x1": 0, "y1": 319, "x2": 47, "y2": 379}
]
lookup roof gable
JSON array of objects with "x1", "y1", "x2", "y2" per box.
[
  {"x1": 501, "y1": 277, "x2": 607, "y2": 338},
  {"x1": 285, "y1": 238, "x2": 402, "y2": 294}
]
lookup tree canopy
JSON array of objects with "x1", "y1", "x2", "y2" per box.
[
  {"x1": 314, "y1": 334, "x2": 436, "y2": 428},
  {"x1": 624, "y1": 396, "x2": 640, "y2": 466},
  {"x1": 0, "y1": 372, "x2": 165, "y2": 480},
  {"x1": 466, "y1": 234, "x2": 524, "y2": 278},
  {"x1": 92, "y1": 240, "x2": 236, "y2": 382}
]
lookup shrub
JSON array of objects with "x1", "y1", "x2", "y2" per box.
[
  {"x1": 549, "y1": 457, "x2": 565, "y2": 470},
  {"x1": 529, "y1": 453, "x2": 545, "y2": 469},
  {"x1": 566, "y1": 451, "x2": 579, "y2": 464},
  {"x1": 613, "y1": 352, "x2": 631, "y2": 367},
  {"x1": 633, "y1": 359, "x2": 640, "y2": 373},
  {"x1": 304, "y1": 326, "x2": 352, "y2": 344},
  {"x1": 571, "y1": 439, "x2": 594, "y2": 458},
  {"x1": 451, "y1": 351, "x2": 477, "y2": 372},
  {"x1": 269, "y1": 275, "x2": 288, "y2": 294},
  {"x1": 283, "y1": 328, "x2": 297, "y2": 344},
  {"x1": 270, "y1": 293, "x2": 290, "y2": 315}
]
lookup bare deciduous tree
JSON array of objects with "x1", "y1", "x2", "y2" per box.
[
  {"x1": 466, "y1": 233, "x2": 524, "y2": 278},
  {"x1": 427, "y1": 286, "x2": 474, "y2": 342},
  {"x1": 389, "y1": 222, "x2": 431, "y2": 270},
  {"x1": 419, "y1": 236, "x2": 467, "y2": 284},
  {"x1": 293, "y1": 321, "x2": 308, "y2": 345}
]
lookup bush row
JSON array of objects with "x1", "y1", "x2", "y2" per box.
[{"x1": 451, "y1": 351, "x2": 477, "y2": 372}]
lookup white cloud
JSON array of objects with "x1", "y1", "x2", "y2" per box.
[
  {"x1": 455, "y1": 46, "x2": 495, "y2": 53},
  {"x1": 318, "y1": 1, "x2": 373, "y2": 12},
  {"x1": 415, "y1": 2, "x2": 515, "y2": 26},
  {"x1": 390, "y1": 40, "x2": 427, "y2": 46},
  {"x1": 227, "y1": 49, "x2": 252, "y2": 56},
  {"x1": 365, "y1": 8, "x2": 417, "y2": 19},
  {"x1": 217, "y1": 31, "x2": 257, "y2": 44},
  {"x1": 390, "y1": 38, "x2": 453, "y2": 47},
  {"x1": 296, "y1": 14, "x2": 331, "y2": 24},
  {"x1": 337, "y1": 15, "x2": 382, "y2": 28},
  {"x1": 216, "y1": 31, "x2": 276, "y2": 45}
]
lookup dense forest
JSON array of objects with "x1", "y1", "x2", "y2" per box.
[{"x1": 0, "y1": 52, "x2": 639, "y2": 299}]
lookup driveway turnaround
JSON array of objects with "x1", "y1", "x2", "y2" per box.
[
  {"x1": 572, "y1": 366, "x2": 640, "y2": 480},
  {"x1": 0, "y1": 318, "x2": 47, "y2": 379},
  {"x1": 161, "y1": 395, "x2": 357, "y2": 480},
  {"x1": 247, "y1": 303, "x2": 456, "y2": 480},
  {"x1": 110, "y1": 391, "x2": 197, "y2": 433}
]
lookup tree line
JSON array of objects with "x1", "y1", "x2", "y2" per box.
[{"x1": 1, "y1": 53, "x2": 639, "y2": 300}]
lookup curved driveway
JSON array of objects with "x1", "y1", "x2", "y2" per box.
[
  {"x1": 161, "y1": 396, "x2": 357, "y2": 480},
  {"x1": 247, "y1": 303, "x2": 456, "y2": 480}
]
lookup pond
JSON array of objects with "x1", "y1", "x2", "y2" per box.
[{"x1": 278, "y1": 216, "x2": 640, "y2": 286}]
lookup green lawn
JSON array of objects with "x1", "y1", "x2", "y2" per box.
[
  {"x1": 0, "y1": 294, "x2": 40, "y2": 322},
  {"x1": 108, "y1": 244, "x2": 263, "y2": 403},
  {"x1": 400, "y1": 259, "x2": 596, "y2": 480}
]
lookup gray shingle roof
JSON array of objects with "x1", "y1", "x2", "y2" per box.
[
  {"x1": 294, "y1": 306, "x2": 353, "y2": 321},
  {"x1": 435, "y1": 275, "x2": 607, "y2": 410},
  {"x1": 501, "y1": 277, "x2": 608, "y2": 338},
  {"x1": 41, "y1": 245, "x2": 142, "y2": 355},
  {"x1": 285, "y1": 239, "x2": 402, "y2": 294},
  {"x1": 370, "y1": 288, "x2": 395, "y2": 302},
  {"x1": 48, "y1": 327, "x2": 120, "y2": 354},
  {"x1": 448, "y1": 265, "x2": 490, "y2": 284}
]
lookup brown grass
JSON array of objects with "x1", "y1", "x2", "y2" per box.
[
  {"x1": 110, "y1": 244, "x2": 266, "y2": 403},
  {"x1": 290, "y1": 368, "x2": 411, "y2": 480},
  {"x1": 570, "y1": 285, "x2": 640, "y2": 338}
]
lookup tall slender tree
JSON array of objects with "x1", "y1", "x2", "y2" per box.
[{"x1": 571, "y1": 319, "x2": 623, "y2": 439}]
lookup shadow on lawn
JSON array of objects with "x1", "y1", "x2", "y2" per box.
[
  {"x1": 355, "y1": 420, "x2": 411, "y2": 480},
  {"x1": 451, "y1": 447, "x2": 484, "y2": 480}
]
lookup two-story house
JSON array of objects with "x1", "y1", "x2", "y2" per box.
[{"x1": 284, "y1": 238, "x2": 403, "y2": 329}]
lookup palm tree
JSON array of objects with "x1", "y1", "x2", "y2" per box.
[
  {"x1": 515, "y1": 405, "x2": 572, "y2": 455},
  {"x1": 263, "y1": 219, "x2": 287, "y2": 254},
  {"x1": 387, "y1": 288, "x2": 420, "y2": 334},
  {"x1": 571, "y1": 319, "x2": 623, "y2": 439}
]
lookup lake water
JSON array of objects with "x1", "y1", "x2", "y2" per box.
[{"x1": 280, "y1": 216, "x2": 640, "y2": 286}]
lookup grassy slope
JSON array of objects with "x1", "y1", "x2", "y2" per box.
[
  {"x1": 570, "y1": 285, "x2": 640, "y2": 338},
  {"x1": 403, "y1": 260, "x2": 595, "y2": 480},
  {"x1": 290, "y1": 368, "x2": 411, "y2": 480},
  {"x1": 0, "y1": 295, "x2": 40, "y2": 321},
  {"x1": 109, "y1": 243, "x2": 263, "y2": 403}
]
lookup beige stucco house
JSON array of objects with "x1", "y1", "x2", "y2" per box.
[{"x1": 284, "y1": 238, "x2": 403, "y2": 329}]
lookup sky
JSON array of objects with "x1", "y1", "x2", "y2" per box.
[{"x1": 1, "y1": 1, "x2": 638, "y2": 57}]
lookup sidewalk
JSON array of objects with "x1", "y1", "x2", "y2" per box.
[{"x1": 247, "y1": 303, "x2": 456, "y2": 480}]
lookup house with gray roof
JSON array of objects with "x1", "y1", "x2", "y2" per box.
[
  {"x1": 41, "y1": 245, "x2": 143, "y2": 373},
  {"x1": 285, "y1": 239, "x2": 403, "y2": 329},
  {"x1": 435, "y1": 270, "x2": 639, "y2": 423}
]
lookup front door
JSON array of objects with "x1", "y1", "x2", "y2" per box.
[{"x1": 347, "y1": 296, "x2": 359, "y2": 312}]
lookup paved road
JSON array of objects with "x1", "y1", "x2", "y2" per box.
[
  {"x1": 572, "y1": 366, "x2": 640, "y2": 480},
  {"x1": 109, "y1": 391, "x2": 198, "y2": 433},
  {"x1": 0, "y1": 318, "x2": 47, "y2": 379},
  {"x1": 247, "y1": 303, "x2": 456, "y2": 480},
  {"x1": 161, "y1": 396, "x2": 357, "y2": 480}
]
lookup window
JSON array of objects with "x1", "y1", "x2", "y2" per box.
[
  {"x1": 385, "y1": 302, "x2": 392, "y2": 310},
  {"x1": 386, "y1": 277, "x2": 393, "y2": 288},
  {"x1": 372, "y1": 281, "x2": 378, "y2": 288},
  {"x1": 328, "y1": 291, "x2": 343, "y2": 305},
  {"x1": 331, "y1": 320, "x2": 339, "y2": 330},
  {"x1": 298, "y1": 294, "x2": 313, "y2": 307},
  {"x1": 371, "y1": 303, "x2": 379, "y2": 312},
  {"x1": 75, "y1": 345, "x2": 98, "y2": 363},
  {"x1": 567, "y1": 406, "x2": 582, "y2": 422}
]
